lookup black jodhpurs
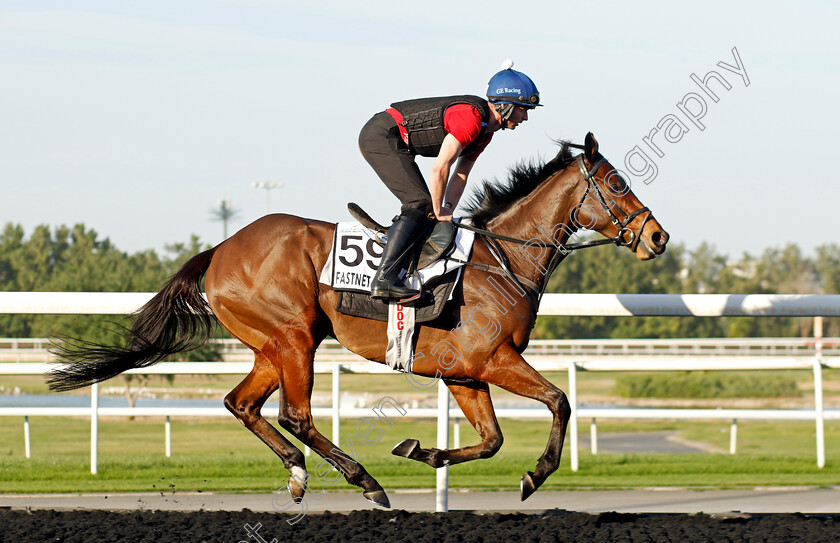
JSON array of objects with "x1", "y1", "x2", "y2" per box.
[{"x1": 358, "y1": 112, "x2": 433, "y2": 222}]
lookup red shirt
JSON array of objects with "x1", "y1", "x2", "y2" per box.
[{"x1": 386, "y1": 104, "x2": 493, "y2": 161}]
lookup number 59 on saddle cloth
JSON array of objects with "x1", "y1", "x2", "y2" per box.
[
  {"x1": 318, "y1": 220, "x2": 476, "y2": 296},
  {"x1": 319, "y1": 221, "x2": 475, "y2": 372}
]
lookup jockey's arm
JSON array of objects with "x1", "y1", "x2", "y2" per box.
[
  {"x1": 442, "y1": 156, "x2": 476, "y2": 216},
  {"x1": 429, "y1": 133, "x2": 467, "y2": 221}
]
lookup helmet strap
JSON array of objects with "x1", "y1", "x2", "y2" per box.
[{"x1": 495, "y1": 103, "x2": 515, "y2": 127}]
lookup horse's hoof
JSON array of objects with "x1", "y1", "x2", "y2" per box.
[
  {"x1": 520, "y1": 471, "x2": 538, "y2": 501},
  {"x1": 391, "y1": 438, "x2": 420, "y2": 459},
  {"x1": 288, "y1": 466, "x2": 308, "y2": 501},
  {"x1": 363, "y1": 488, "x2": 391, "y2": 508}
]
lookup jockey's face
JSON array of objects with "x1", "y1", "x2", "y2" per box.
[{"x1": 505, "y1": 106, "x2": 533, "y2": 130}]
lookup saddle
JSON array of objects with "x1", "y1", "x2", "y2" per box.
[
  {"x1": 347, "y1": 203, "x2": 456, "y2": 272},
  {"x1": 334, "y1": 203, "x2": 462, "y2": 323}
]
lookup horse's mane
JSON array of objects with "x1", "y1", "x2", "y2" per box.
[{"x1": 463, "y1": 142, "x2": 575, "y2": 228}]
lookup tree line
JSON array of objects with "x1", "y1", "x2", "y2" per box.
[
  {"x1": 0, "y1": 223, "x2": 210, "y2": 345},
  {"x1": 1, "y1": 222, "x2": 838, "y2": 340}
]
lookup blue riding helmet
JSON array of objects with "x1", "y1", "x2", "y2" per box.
[
  {"x1": 486, "y1": 59, "x2": 542, "y2": 108},
  {"x1": 486, "y1": 60, "x2": 541, "y2": 123}
]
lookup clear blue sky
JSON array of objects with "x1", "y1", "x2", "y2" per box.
[{"x1": 2, "y1": 1, "x2": 838, "y2": 259}]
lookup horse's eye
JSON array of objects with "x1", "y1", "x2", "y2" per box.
[{"x1": 605, "y1": 172, "x2": 629, "y2": 195}]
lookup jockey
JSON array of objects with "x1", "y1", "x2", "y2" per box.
[{"x1": 359, "y1": 59, "x2": 542, "y2": 303}]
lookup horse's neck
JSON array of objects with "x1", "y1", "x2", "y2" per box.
[{"x1": 486, "y1": 169, "x2": 583, "y2": 287}]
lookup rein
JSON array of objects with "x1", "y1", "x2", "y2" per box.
[{"x1": 450, "y1": 146, "x2": 653, "y2": 302}]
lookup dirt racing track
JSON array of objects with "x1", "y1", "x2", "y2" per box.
[
  {"x1": 3, "y1": 489, "x2": 840, "y2": 542},
  {"x1": 2, "y1": 508, "x2": 840, "y2": 543}
]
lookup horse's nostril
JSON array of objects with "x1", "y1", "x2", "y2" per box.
[{"x1": 651, "y1": 231, "x2": 667, "y2": 247}]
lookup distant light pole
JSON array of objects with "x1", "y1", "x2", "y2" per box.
[{"x1": 252, "y1": 181, "x2": 284, "y2": 214}]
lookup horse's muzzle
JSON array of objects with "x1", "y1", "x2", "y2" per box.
[{"x1": 636, "y1": 225, "x2": 669, "y2": 260}]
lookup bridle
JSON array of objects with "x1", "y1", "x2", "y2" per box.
[
  {"x1": 450, "y1": 144, "x2": 655, "y2": 302},
  {"x1": 570, "y1": 146, "x2": 653, "y2": 253}
]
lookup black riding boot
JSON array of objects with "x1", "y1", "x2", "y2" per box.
[{"x1": 370, "y1": 215, "x2": 424, "y2": 302}]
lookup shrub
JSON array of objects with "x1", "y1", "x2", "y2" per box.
[{"x1": 612, "y1": 372, "x2": 800, "y2": 399}]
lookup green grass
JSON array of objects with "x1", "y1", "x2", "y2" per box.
[
  {"x1": 613, "y1": 371, "x2": 800, "y2": 399},
  {"x1": 1, "y1": 416, "x2": 838, "y2": 494},
  {"x1": 3, "y1": 367, "x2": 839, "y2": 496}
]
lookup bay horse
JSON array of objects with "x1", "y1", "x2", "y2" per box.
[{"x1": 48, "y1": 133, "x2": 668, "y2": 507}]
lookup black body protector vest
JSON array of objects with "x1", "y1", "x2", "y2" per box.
[{"x1": 390, "y1": 95, "x2": 490, "y2": 158}]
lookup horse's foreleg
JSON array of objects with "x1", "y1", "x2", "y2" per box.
[
  {"x1": 269, "y1": 328, "x2": 390, "y2": 508},
  {"x1": 223, "y1": 355, "x2": 309, "y2": 500},
  {"x1": 476, "y1": 345, "x2": 571, "y2": 501},
  {"x1": 392, "y1": 380, "x2": 503, "y2": 468}
]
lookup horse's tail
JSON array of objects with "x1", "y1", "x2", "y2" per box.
[{"x1": 47, "y1": 248, "x2": 218, "y2": 392}]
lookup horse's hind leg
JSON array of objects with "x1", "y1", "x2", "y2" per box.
[
  {"x1": 268, "y1": 326, "x2": 391, "y2": 508},
  {"x1": 392, "y1": 381, "x2": 504, "y2": 467},
  {"x1": 224, "y1": 354, "x2": 309, "y2": 500}
]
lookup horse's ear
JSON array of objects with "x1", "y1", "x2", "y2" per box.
[{"x1": 584, "y1": 132, "x2": 599, "y2": 162}]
